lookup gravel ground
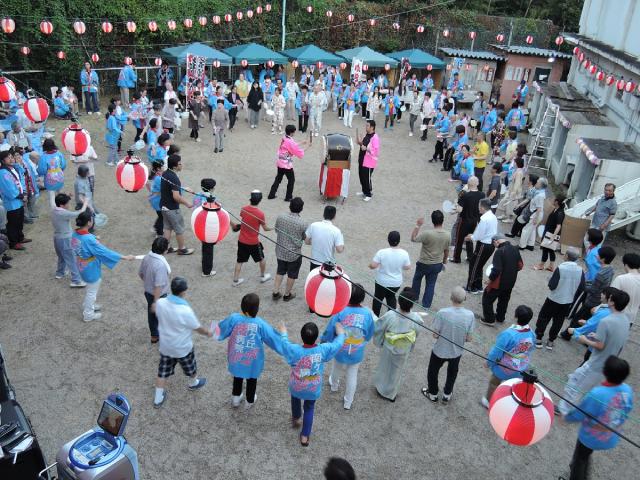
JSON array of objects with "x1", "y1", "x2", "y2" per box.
[{"x1": 1, "y1": 107, "x2": 638, "y2": 480}]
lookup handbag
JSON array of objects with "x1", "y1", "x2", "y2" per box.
[
  {"x1": 540, "y1": 232, "x2": 560, "y2": 251},
  {"x1": 513, "y1": 199, "x2": 530, "y2": 217}
]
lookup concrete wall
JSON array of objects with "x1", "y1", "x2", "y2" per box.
[
  {"x1": 498, "y1": 54, "x2": 567, "y2": 106},
  {"x1": 579, "y1": 0, "x2": 640, "y2": 57}
]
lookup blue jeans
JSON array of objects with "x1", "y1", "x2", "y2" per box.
[
  {"x1": 84, "y1": 91, "x2": 99, "y2": 113},
  {"x1": 291, "y1": 396, "x2": 315, "y2": 437},
  {"x1": 411, "y1": 262, "x2": 443, "y2": 309},
  {"x1": 54, "y1": 236, "x2": 81, "y2": 283}
]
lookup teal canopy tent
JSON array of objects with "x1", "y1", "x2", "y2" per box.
[
  {"x1": 161, "y1": 42, "x2": 232, "y2": 65},
  {"x1": 334, "y1": 46, "x2": 398, "y2": 68},
  {"x1": 282, "y1": 44, "x2": 344, "y2": 66},
  {"x1": 387, "y1": 49, "x2": 446, "y2": 69},
  {"x1": 223, "y1": 42, "x2": 288, "y2": 65}
]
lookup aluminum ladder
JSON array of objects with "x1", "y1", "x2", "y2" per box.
[{"x1": 527, "y1": 101, "x2": 557, "y2": 173}]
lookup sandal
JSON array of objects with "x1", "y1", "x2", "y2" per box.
[
  {"x1": 532, "y1": 264, "x2": 545, "y2": 271},
  {"x1": 299, "y1": 434, "x2": 310, "y2": 447},
  {"x1": 545, "y1": 266, "x2": 555, "y2": 272}
]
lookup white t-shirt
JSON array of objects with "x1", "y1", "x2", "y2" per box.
[
  {"x1": 164, "y1": 90, "x2": 178, "y2": 104},
  {"x1": 611, "y1": 272, "x2": 640, "y2": 324},
  {"x1": 373, "y1": 247, "x2": 411, "y2": 287},
  {"x1": 156, "y1": 296, "x2": 201, "y2": 358},
  {"x1": 305, "y1": 220, "x2": 344, "y2": 264}
]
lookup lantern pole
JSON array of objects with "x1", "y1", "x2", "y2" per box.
[{"x1": 281, "y1": 0, "x2": 287, "y2": 51}]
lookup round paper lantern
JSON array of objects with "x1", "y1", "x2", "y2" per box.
[
  {"x1": 578, "y1": 52, "x2": 585, "y2": 62},
  {"x1": 588, "y1": 64, "x2": 597, "y2": 75},
  {"x1": 1, "y1": 17, "x2": 15, "y2": 34},
  {"x1": 199, "y1": 16, "x2": 208, "y2": 26},
  {"x1": 154, "y1": 57, "x2": 163, "y2": 66},
  {"x1": 326, "y1": 10, "x2": 332, "y2": 18},
  {"x1": 525, "y1": 35, "x2": 534, "y2": 44},
  {"x1": 384, "y1": 63, "x2": 390, "y2": 71},
  {"x1": 116, "y1": 156, "x2": 148, "y2": 193},
  {"x1": 236, "y1": 11, "x2": 243, "y2": 20},
  {"x1": 304, "y1": 264, "x2": 352, "y2": 317},
  {"x1": 265, "y1": 3, "x2": 272, "y2": 12},
  {"x1": 73, "y1": 20, "x2": 86, "y2": 35},
  {"x1": 20, "y1": 46, "x2": 30, "y2": 55},
  {"x1": 183, "y1": 18, "x2": 193, "y2": 28},
  {"x1": 61, "y1": 124, "x2": 91, "y2": 156},
  {"x1": 362, "y1": 64, "x2": 369, "y2": 72},
  {"x1": 291, "y1": 60, "x2": 299, "y2": 68},
  {"x1": 91, "y1": 53, "x2": 100, "y2": 63},
  {"x1": 617, "y1": 78, "x2": 626, "y2": 90},
  {"x1": 369, "y1": 18, "x2": 376, "y2": 27},
  {"x1": 488, "y1": 375, "x2": 554, "y2": 446},
  {"x1": 0, "y1": 77, "x2": 17, "y2": 102},
  {"x1": 596, "y1": 70, "x2": 604, "y2": 81},
  {"x1": 191, "y1": 201, "x2": 230, "y2": 244},
  {"x1": 347, "y1": 14, "x2": 355, "y2": 22},
  {"x1": 266, "y1": 59, "x2": 275, "y2": 68},
  {"x1": 427, "y1": 64, "x2": 433, "y2": 71},
  {"x1": 306, "y1": 6, "x2": 313, "y2": 14},
  {"x1": 167, "y1": 20, "x2": 176, "y2": 31},
  {"x1": 247, "y1": 10, "x2": 254, "y2": 19},
  {"x1": 212, "y1": 15, "x2": 221, "y2": 25},
  {"x1": 124, "y1": 57, "x2": 133, "y2": 65},
  {"x1": 126, "y1": 21, "x2": 137, "y2": 33},
  {"x1": 212, "y1": 59, "x2": 221, "y2": 68},
  {"x1": 443, "y1": 28, "x2": 450, "y2": 37},
  {"x1": 582, "y1": 59, "x2": 590, "y2": 69},
  {"x1": 24, "y1": 98, "x2": 50, "y2": 123},
  {"x1": 465, "y1": 63, "x2": 472, "y2": 71},
  {"x1": 148, "y1": 21, "x2": 158, "y2": 32},
  {"x1": 101, "y1": 21, "x2": 113, "y2": 33},
  {"x1": 339, "y1": 62, "x2": 347, "y2": 70},
  {"x1": 256, "y1": 6, "x2": 263, "y2": 15},
  {"x1": 392, "y1": 22, "x2": 400, "y2": 31},
  {"x1": 555, "y1": 36, "x2": 564, "y2": 46},
  {"x1": 446, "y1": 64, "x2": 452, "y2": 71},
  {"x1": 316, "y1": 61, "x2": 324, "y2": 70},
  {"x1": 469, "y1": 31, "x2": 476, "y2": 40},
  {"x1": 573, "y1": 47, "x2": 580, "y2": 55},
  {"x1": 417, "y1": 25, "x2": 425, "y2": 33},
  {"x1": 496, "y1": 33, "x2": 505, "y2": 42},
  {"x1": 606, "y1": 75, "x2": 615, "y2": 86},
  {"x1": 57, "y1": 50, "x2": 66, "y2": 60},
  {"x1": 225, "y1": 13, "x2": 233, "y2": 22},
  {"x1": 241, "y1": 59, "x2": 248, "y2": 67},
  {"x1": 625, "y1": 81, "x2": 636, "y2": 93},
  {"x1": 40, "y1": 20, "x2": 53, "y2": 35}
]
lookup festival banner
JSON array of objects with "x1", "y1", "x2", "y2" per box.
[
  {"x1": 351, "y1": 58, "x2": 363, "y2": 84},
  {"x1": 400, "y1": 57, "x2": 412, "y2": 80},
  {"x1": 186, "y1": 53, "x2": 206, "y2": 98}
]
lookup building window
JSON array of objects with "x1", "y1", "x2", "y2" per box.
[
  {"x1": 486, "y1": 67, "x2": 495, "y2": 82},
  {"x1": 505, "y1": 66, "x2": 514, "y2": 81}
]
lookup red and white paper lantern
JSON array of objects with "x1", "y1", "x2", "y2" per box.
[
  {"x1": 596, "y1": 70, "x2": 604, "y2": 82},
  {"x1": 40, "y1": 20, "x2": 53, "y2": 35},
  {"x1": 384, "y1": 63, "x2": 391, "y2": 71},
  {"x1": 578, "y1": 52, "x2": 585, "y2": 62},
  {"x1": 392, "y1": 22, "x2": 400, "y2": 31},
  {"x1": 316, "y1": 61, "x2": 323, "y2": 70},
  {"x1": 101, "y1": 21, "x2": 113, "y2": 33},
  {"x1": 247, "y1": 10, "x2": 254, "y2": 19},
  {"x1": 362, "y1": 64, "x2": 369, "y2": 72},
  {"x1": 256, "y1": 6, "x2": 263, "y2": 15},
  {"x1": 154, "y1": 57, "x2": 163, "y2": 66},
  {"x1": 236, "y1": 11, "x2": 243, "y2": 20},
  {"x1": 347, "y1": 14, "x2": 355, "y2": 22},
  {"x1": 167, "y1": 20, "x2": 177, "y2": 31},
  {"x1": 442, "y1": 28, "x2": 450, "y2": 37},
  {"x1": 339, "y1": 62, "x2": 347, "y2": 70},
  {"x1": 225, "y1": 13, "x2": 233, "y2": 23},
  {"x1": 625, "y1": 81, "x2": 636, "y2": 93},
  {"x1": 116, "y1": 155, "x2": 148, "y2": 193},
  {"x1": 525, "y1": 35, "x2": 534, "y2": 44},
  {"x1": 582, "y1": 59, "x2": 590, "y2": 69},
  {"x1": 212, "y1": 15, "x2": 221, "y2": 25},
  {"x1": 588, "y1": 64, "x2": 597, "y2": 75},
  {"x1": 465, "y1": 63, "x2": 472, "y2": 71},
  {"x1": 304, "y1": 264, "x2": 352, "y2": 317},
  {"x1": 212, "y1": 59, "x2": 221, "y2": 68},
  {"x1": 488, "y1": 376, "x2": 554, "y2": 446},
  {"x1": 496, "y1": 33, "x2": 505, "y2": 42},
  {"x1": 126, "y1": 21, "x2": 137, "y2": 33},
  {"x1": 616, "y1": 78, "x2": 626, "y2": 90},
  {"x1": 446, "y1": 64, "x2": 452, "y2": 71},
  {"x1": 417, "y1": 25, "x2": 425, "y2": 33},
  {"x1": 427, "y1": 64, "x2": 433, "y2": 71},
  {"x1": 124, "y1": 56, "x2": 133, "y2": 65},
  {"x1": 24, "y1": 98, "x2": 50, "y2": 123},
  {"x1": 199, "y1": 16, "x2": 208, "y2": 26},
  {"x1": 241, "y1": 59, "x2": 248, "y2": 68},
  {"x1": 266, "y1": 60, "x2": 275, "y2": 68},
  {"x1": 91, "y1": 53, "x2": 100, "y2": 63},
  {"x1": 265, "y1": 3, "x2": 271, "y2": 12},
  {"x1": 369, "y1": 18, "x2": 376, "y2": 27},
  {"x1": 183, "y1": 18, "x2": 193, "y2": 28},
  {"x1": 606, "y1": 74, "x2": 615, "y2": 86},
  {"x1": 573, "y1": 47, "x2": 580, "y2": 55},
  {"x1": 0, "y1": 77, "x2": 17, "y2": 103},
  {"x1": 61, "y1": 124, "x2": 91, "y2": 156},
  {"x1": 469, "y1": 31, "x2": 476, "y2": 40},
  {"x1": 326, "y1": 10, "x2": 332, "y2": 18},
  {"x1": 57, "y1": 50, "x2": 66, "y2": 60},
  {"x1": 191, "y1": 201, "x2": 231, "y2": 244},
  {"x1": 1, "y1": 17, "x2": 15, "y2": 34},
  {"x1": 291, "y1": 60, "x2": 299, "y2": 69},
  {"x1": 73, "y1": 20, "x2": 86, "y2": 35},
  {"x1": 148, "y1": 21, "x2": 158, "y2": 32},
  {"x1": 20, "y1": 46, "x2": 30, "y2": 55},
  {"x1": 555, "y1": 36, "x2": 564, "y2": 46},
  {"x1": 306, "y1": 6, "x2": 313, "y2": 14}
]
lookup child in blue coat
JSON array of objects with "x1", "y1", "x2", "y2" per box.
[
  {"x1": 278, "y1": 320, "x2": 345, "y2": 446},
  {"x1": 37, "y1": 138, "x2": 67, "y2": 206},
  {"x1": 104, "y1": 105, "x2": 120, "y2": 166},
  {"x1": 214, "y1": 293, "x2": 284, "y2": 409},
  {"x1": 383, "y1": 91, "x2": 401, "y2": 129},
  {"x1": 321, "y1": 284, "x2": 375, "y2": 410}
]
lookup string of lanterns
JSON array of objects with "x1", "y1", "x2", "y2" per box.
[
  {"x1": 576, "y1": 137, "x2": 601, "y2": 166},
  {"x1": 573, "y1": 47, "x2": 639, "y2": 94}
]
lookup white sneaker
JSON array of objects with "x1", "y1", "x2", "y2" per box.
[
  {"x1": 83, "y1": 312, "x2": 102, "y2": 322},
  {"x1": 245, "y1": 394, "x2": 257, "y2": 410},
  {"x1": 232, "y1": 278, "x2": 245, "y2": 287},
  {"x1": 231, "y1": 394, "x2": 244, "y2": 408},
  {"x1": 260, "y1": 273, "x2": 272, "y2": 283},
  {"x1": 196, "y1": 138, "x2": 202, "y2": 143},
  {"x1": 343, "y1": 400, "x2": 352, "y2": 410},
  {"x1": 202, "y1": 271, "x2": 217, "y2": 277},
  {"x1": 93, "y1": 304, "x2": 102, "y2": 312},
  {"x1": 70, "y1": 281, "x2": 87, "y2": 288},
  {"x1": 409, "y1": 132, "x2": 413, "y2": 137},
  {"x1": 87, "y1": 111, "x2": 92, "y2": 115},
  {"x1": 481, "y1": 397, "x2": 490, "y2": 409},
  {"x1": 328, "y1": 376, "x2": 339, "y2": 392},
  {"x1": 314, "y1": 132, "x2": 319, "y2": 137},
  {"x1": 355, "y1": 192, "x2": 364, "y2": 197},
  {"x1": 95, "y1": 111, "x2": 101, "y2": 115},
  {"x1": 363, "y1": 196, "x2": 372, "y2": 202},
  {"x1": 55, "y1": 273, "x2": 66, "y2": 279}
]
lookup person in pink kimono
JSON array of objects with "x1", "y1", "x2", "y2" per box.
[
  {"x1": 267, "y1": 124, "x2": 307, "y2": 202},
  {"x1": 356, "y1": 119, "x2": 380, "y2": 202}
]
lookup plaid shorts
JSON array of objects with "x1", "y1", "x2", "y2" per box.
[{"x1": 157, "y1": 349, "x2": 197, "y2": 378}]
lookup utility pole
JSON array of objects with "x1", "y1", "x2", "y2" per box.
[
  {"x1": 281, "y1": 0, "x2": 287, "y2": 51},
  {"x1": 507, "y1": 20, "x2": 514, "y2": 47}
]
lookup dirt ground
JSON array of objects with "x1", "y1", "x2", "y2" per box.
[{"x1": 1, "y1": 105, "x2": 639, "y2": 480}]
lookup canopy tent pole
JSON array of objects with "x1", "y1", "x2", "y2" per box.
[{"x1": 281, "y1": 0, "x2": 287, "y2": 50}]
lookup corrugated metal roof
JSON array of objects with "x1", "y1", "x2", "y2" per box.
[
  {"x1": 491, "y1": 45, "x2": 572, "y2": 59},
  {"x1": 439, "y1": 48, "x2": 503, "y2": 61}
]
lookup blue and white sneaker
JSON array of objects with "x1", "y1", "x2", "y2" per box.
[{"x1": 188, "y1": 378, "x2": 207, "y2": 391}]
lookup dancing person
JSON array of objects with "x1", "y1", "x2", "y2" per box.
[
  {"x1": 139, "y1": 236, "x2": 171, "y2": 343},
  {"x1": 611, "y1": 253, "x2": 640, "y2": 325},
  {"x1": 117, "y1": 60, "x2": 137, "y2": 108},
  {"x1": 534, "y1": 194, "x2": 565, "y2": 272},
  {"x1": 52, "y1": 193, "x2": 88, "y2": 287},
  {"x1": 212, "y1": 99, "x2": 229, "y2": 154},
  {"x1": 80, "y1": 62, "x2": 100, "y2": 114},
  {"x1": 188, "y1": 91, "x2": 204, "y2": 142},
  {"x1": 305, "y1": 205, "x2": 344, "y2": 271},
  {"x1": 160, "y1": 154, "x2": 195, "y2": 255},
  {"x1": 153, "y1": 277, "x2": 212, "y2": 408},
  {"x1": 38, "y1": 138, "x2": 67, "y2": 204},
  {"x1": 373, "y1": 287, "x2": 423, "y2": 402},
  {"x1": 296, "y1": 85, "x2": 310, "y2": 133},
  {"x1": 369, "y1": 231, "x2": 411, "y2": 317},
  {"x1": 464, "y1": 199, "x2": 498, "y2": 294},
  {"x1": 272, "y1": 197, "x2": 308, "y2": 301},
  {"x1": 309, "y1": 83, "x2": 328, "y2": 137},
  {"x1": 0, "y1": 150, "x2": 28, "y2": 250},
  {"x1": 356, "y1": 120, "x2": 380, "y2": 202},
  {"x1": 452, "y1": 176, "x2": 484, "y2": 263},
  {"x1": 473, "y1": 132, "x2": 489, "y2": 191},
  {"x1": 268, "y1": 125, "x2": 306, "y2": 201},
  {"x1": 519, "y1": 177, "x2": 548, "y2": 251},
  {"x1": 423, "y1": 286, "x2": 475, "y2": 404}
]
